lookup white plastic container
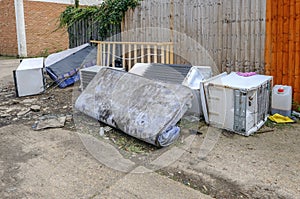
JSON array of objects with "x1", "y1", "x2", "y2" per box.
[{"x1": 271, "y1": 85, "x2": 292, "y2": 116}]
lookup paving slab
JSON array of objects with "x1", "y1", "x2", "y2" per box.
[
  {"x1": 102, "y1": 166, "x2": 212, "y2": 199},
  {"x1": 0, "y1": 124, "x2": 211, "y2": 198},
  {"x1": 0, "y1": 59, "x2": 20, "y2": 84}
]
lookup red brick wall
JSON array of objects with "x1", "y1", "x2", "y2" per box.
[
  {"x1": 0, "y1": 1, "x2": 69, "y2": 57},
  {"x1": 0, "y1": 0, "x2": 18, "y2": 56},
  {"x1": 23, "y1": 1, "x2": 69, "y2": 57}
]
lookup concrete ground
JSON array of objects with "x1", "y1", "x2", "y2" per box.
[
  {"x1": 1, "y1": 58, "x2": 299, "y2": 198},
  {"x1": 0, "y1": 58, "x2": 211, "y2": 198},
  {"x1": 0, "y1": 124, "x2": 211, "y2": 199},
  {"x1": 0, "y1": 59, "x2": 20, "y2": 84},
  {"x1": 168, "y1": 124, "x2": 300, "y2": 198}
]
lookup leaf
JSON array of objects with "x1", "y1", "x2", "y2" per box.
[{"x1": 59, "y1": 0, "x2": 142, "y2": 38}]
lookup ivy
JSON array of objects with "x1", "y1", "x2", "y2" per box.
[{"x1": 59, "y1": 0, "x2": 142, "y2": 38}]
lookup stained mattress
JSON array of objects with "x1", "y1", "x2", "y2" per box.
[
  {"x1": 45, "y1": 43, "x2": 96, "y2": 88},
  {"x1": 75, "y1": 67, "x2": 193, "y2": 147}
]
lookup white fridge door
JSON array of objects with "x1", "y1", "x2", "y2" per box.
[{"x1": 15, "y1": 69, "x2": 44, "y2": 97}]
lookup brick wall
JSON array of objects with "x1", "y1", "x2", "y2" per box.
[
  {"x1": 23, "y1": 1, "x2": 69, "y2": 57},
  {"x1": 0, "y1": 0, "x2": 18, "y2": 56}
]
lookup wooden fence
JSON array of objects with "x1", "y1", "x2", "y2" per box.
[
  {"x1": 67, "y1": 0, "x2": 299, "y2": 102},
  {"x1": 265, "y1": 0, "x2": 300, "y2": 103},
  {"x1": 91, "y1": 41, "x2": 174, "y2": 70},
  {"x1": 123, "y1": 0, "x2": 267, "y2": 74},
  {"x1": 68, "y1": 17, "x2": 121, "y2": 48}
]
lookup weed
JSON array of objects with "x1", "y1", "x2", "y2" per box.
[
  {"x1": 292, "y1": 101, "x2": 300, "y2": 112},
  {"x1": 265, "y1": 118, "x2": 294, "y2": 130}
]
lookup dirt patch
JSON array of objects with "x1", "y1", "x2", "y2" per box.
[
  {"x1": 162, "y1": 122, "x2": 300, "y2": 199},
  {"x1": 0, "y1": 83, "x2": 74, "y2": 130}
]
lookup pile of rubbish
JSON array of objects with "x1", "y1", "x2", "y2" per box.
[{"x1": 12, "y1": 43, "x2": 299, "y2": 147}]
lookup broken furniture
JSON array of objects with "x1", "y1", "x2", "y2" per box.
[
  {"x1": 75, "y1": 67, "x2": 193, "y2": 147},
  {"x1": 90, "y1": 41, "x2": 174, "y2": 70},
  {"x1": 201, "y1": 72, "x2": 273, "y2": 136},
  {"x1": 13, "y1": 57, "x2": 44, "y2": 97},
  {"x1": 45, "y1": 43, "x2": 96, "y2": 88}
]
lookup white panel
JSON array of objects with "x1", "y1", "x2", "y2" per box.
[
  {"x1": 16, "y1": 69, "x2": 44, "y2": 97},
  {"x1": 15, "y1": 57, "x2": 44, "y2": 97},
  {"x1": 17, "y1": 57, "x2": 44, "y2": 70},
  {"x1": 45, "y1": 44, "x2": 89, "y2": 67}
]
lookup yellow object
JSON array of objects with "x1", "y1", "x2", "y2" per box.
[{"x1": 268, "y1": 113, "x2": 294, "y2": 123}]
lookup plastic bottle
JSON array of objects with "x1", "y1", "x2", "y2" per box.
[{"x1": 271, "y1": 85, "x2": 292, "y2": 116}]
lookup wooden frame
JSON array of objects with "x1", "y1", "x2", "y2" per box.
[{"x1": 91, "y1": 41, "x2": 174, "y2": 70}]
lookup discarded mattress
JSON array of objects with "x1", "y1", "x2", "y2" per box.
[
  {"x1": 45, "y1": 43, "x2": 96, "y2": 88},
  {"x1": 75, "y1": 67, "x2": 193, "y2": 147},
  {"x1": 129, "y1": 63, "x2": 212, "y2": 117}
]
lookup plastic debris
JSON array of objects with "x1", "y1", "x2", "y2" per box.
[
  {"x1": 99, "y1": 127, "x2": 105, "y2": 136},
  {"x1": 236, "y1": 72, "x2": 256, "y2": 77},
  {"x1": 268, "y1": 113, "x2": 294, "y2": 124},
  {"x1": 292, "y1": 111, "x2": 300, "y2": 118}
]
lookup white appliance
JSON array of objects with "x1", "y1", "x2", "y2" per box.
[
  {"x1": 79, "y1": 65, "x2": 101, "y2": 90},
  {"x1": 13, "y1": 57, "x2": 44, "y2": 97},
  {"x1": 202, "y1": 72, "x2": 272, "y2": 136},
  {"x1": 80, "y1": 66, "x2": 124, "y2": 90}
]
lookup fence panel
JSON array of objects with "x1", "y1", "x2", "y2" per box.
[
  {"x1": 68, "y1": 17, "x2": 121, "y2": 48},
  {"x1": 122, "y1": 0, "x2": 267, "y2": 74},
  {"x1": 265, "y1": 0, "x2": 300, "y2": 103}
]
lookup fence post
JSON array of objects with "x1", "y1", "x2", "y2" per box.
[
  {"x1": 122, "y1": 43, "x2": 126, "y2": 69},
  {"x1": 170, "y1": 43, "x2": 174, "y2": 64},
  {"x1": 97, "y1": 42, "x2": 102, "y2": 65},
  {"x1": 161, "y1": 44, "x2": 165, "y2": 64}
]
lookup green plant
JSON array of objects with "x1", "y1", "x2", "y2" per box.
[
  {"x1": 265, "y1": 118, "x2": 294, "y2": 129},
  {"x1": 292, "y1": 101, "x2": 300, "y2": 112},
  {"x1": 39, "y1": 48, "x2": 50, "y2": 57},
  {"x1": 59, "y1": 0, "x2": 142, "y2": 38}
]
